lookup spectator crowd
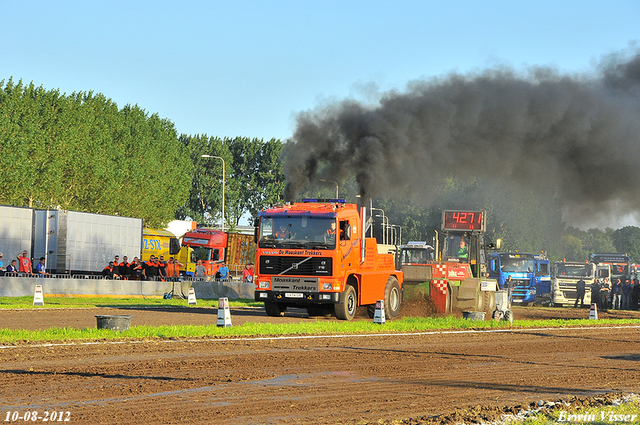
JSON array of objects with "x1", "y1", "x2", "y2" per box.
[
  {"x1": 589, "y1": 277, "x2": 640, "y2": 312},
  {"x1": 0, "y1": 250, "x2": 254, "y2": 285}
]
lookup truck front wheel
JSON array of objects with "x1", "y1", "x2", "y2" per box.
[
  {"x1": 384, "y1": 277, "x2": 402, "y2": 319},
  {"x1": 264, "y1": 301, "x2": 286, "y2": 317},
  {"x1": 335, "y1": 285, "x2": 357, "y2": 320}
]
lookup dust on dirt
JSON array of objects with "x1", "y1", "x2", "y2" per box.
[{"x1": 398, "y1": 296, "x2": 440, "y2": 318}]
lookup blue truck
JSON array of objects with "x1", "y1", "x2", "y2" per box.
[{"x1": 486, "y1": 252, "x2": 550, "y2": 306}]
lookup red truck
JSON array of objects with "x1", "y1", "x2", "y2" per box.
[
  {"x1": 253, "y1": 199, "x2": 403, "y2": 320},
  {"x1": 179, "y1": 228, "x2": 255, "y2": 278}
]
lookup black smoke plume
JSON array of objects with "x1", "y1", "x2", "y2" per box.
[{"x1": 283, "y1": 47, "x2": 640, "y2": 227}]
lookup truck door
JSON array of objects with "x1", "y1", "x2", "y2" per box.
[{"x1": 339, "y1": 219, "x2": 358, "y2": 267}]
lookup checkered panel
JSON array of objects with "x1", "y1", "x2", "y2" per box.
[
  {"x1": 431, "y1": 264, "x2": 447, "y2": 278},
  {"x1": 432, "y1": 279, "x2": 448, "y2": 295}
]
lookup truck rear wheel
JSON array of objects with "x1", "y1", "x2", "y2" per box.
[
  {"x1": 384, "y1": 276, "x2": 401, "y2": 319},
  {"x1": 335, "y1": 285, "x2": 357, "y2": 320},
  {"x1": 264, "y1": 301, "x2": 286, "y2": 317}
]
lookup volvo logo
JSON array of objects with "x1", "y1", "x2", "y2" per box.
[{"x1": 292, "y1": 263, "x2": 299, "y2": 269}]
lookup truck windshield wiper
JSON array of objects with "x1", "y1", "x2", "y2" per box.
[{"x1": 277, "y1": 241, "x2": 309, "y2": 249}]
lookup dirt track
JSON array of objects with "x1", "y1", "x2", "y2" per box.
[{"x1": 0, "y1": 305, "x2": 639, "y2": 424}]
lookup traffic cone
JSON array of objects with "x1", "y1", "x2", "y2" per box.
[
  {"x1": 217, "y1": 297, "x2": 232, "y2": 327},
  {"x1": 33, "y1": 284, "x2": 44, "y2": 306},
  {"x1": 373, "y1": 299, "x2": 385, "y2": 324},
  {"x1": 589, "y1": 303, "x2": 598, "y2": 320},
  {"x1": 187, "y1": 287, "x2": 197, "y2": 305}
]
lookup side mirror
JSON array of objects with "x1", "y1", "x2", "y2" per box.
[{"x1": 254, "y1": 218, "x2": 260, "y2": 243}]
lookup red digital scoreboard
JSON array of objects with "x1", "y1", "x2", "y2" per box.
[{"x1": 442, "y1": 210, "x2": 485, "y2": 232}]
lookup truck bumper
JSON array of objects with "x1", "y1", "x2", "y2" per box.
[{"x1": 255, "y1": 291, "x2": 341, "y2": 304}]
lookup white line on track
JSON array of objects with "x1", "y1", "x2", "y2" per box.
[{"x1": 1, "y1": 324, "x2": 639, "y2": 350}]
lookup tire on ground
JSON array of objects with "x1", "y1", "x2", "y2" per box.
[
  {"x1": 335, "y1": 285, "x2": 357, "y2": 320},
  {"x1": 384, "y1": 276, "x2": 402, "y2": 319},
  {"x1": 504, "y1": 309, "x2": 514, "y2": 324},
  {"x1": 265, "y1": 301, "x2": 286, "y2": 317}
]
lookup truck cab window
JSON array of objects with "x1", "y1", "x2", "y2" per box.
[{"x1": 339, "y1": 221, "x2": 350, "y2": 241}]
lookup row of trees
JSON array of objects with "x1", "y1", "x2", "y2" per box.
[
  {"x1": 3, "y1": 77, "x2": 640, "y2": 262},
  {"x1": 0, "y1": 78, "x2": 191, "y2": 227},
  {"x1": 0, "y1": 79, "x2": 285, "y2": 228}
]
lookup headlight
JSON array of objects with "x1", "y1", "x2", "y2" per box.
[
  {"x1": 258, "y1": 281, "x2": 270, "y2": 289},
  {"x1": 530, "y1": 288, "x2": 536, "y2": 294},
  {"x1": 322, "y1": 282, "x2": 332, "y2": 290}
]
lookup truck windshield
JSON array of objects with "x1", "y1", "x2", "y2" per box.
[
  {"x1": 399, "y1": 248, "x2": 433, "y2": 265},
  {"x1": 259, "y1": 216, "x2": 336, "y2": 249},
  {"x1": 555, "y1": 263, "x2": 593, "y2": 278},
  {"x1": 442, "y1": 235, "x2": 469, "y2": 262},
  {"x1": 193, "y1": 246, "x2": 212, "y2": 262},
  {"x1": 500, "y1": 257, "x2": 535, "y2": 273}
]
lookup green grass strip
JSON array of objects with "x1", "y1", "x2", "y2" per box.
[
  {"x1": 0, "y1": 315, "x2": 638, "y2": 344},
  {"x1": 0, "y1": 296, "x2": 262, "y2": 309}
]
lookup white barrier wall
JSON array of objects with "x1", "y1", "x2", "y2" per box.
[{"x1": 0, "y1": 276, "x2": 254, "y2": 300}]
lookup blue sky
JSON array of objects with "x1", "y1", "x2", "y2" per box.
[{"x1": 2, "y1": 0, "x2": 639, "y2": 142}]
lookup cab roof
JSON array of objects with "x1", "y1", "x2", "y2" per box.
[{"x1": 259, "y1": 200, "x2": 358, "y2": 218}]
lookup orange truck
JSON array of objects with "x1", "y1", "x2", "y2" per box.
[
  {"x1": 179, "y1": 228, "x2": 255, "y2": 278},
  {"x1": 253, "y1": 199, "x2": 403, "y2": 320}
]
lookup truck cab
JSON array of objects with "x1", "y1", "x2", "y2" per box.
[
  {"x1": 180, "y1": 228, "x2": 255, "y2": 278},
  {"x1": 180, "y1": 228, "x2": 229, "y2": 276},
  {"x1": 253, "y1": 199, "x2": 402, "y2": 320},
  {"x1": 551, "y1": 261, "x2": 596, "y2": 307},
  {"x1": 533, "y1": 256, "x2": 551, "y2": 305},
  {"x1": 487, "y1": 252, "x2": 538, "y2": 305}
]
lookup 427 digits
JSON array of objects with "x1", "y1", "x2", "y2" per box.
[{"x1": 4, "y1": 411, "x2": 70, "y2": 422}]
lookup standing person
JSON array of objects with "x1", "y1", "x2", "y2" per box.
[
  {"x1": 0, "y1": 252, "x2": 4, "y2": 274},
  {"x1": 166, "y1": 258, "x2": 176, "y2": 281},
  {"x1": 242, "y1": 263, "x2": 254, "y2": 283},
  {"x1": 145, "y1": 256, "x2": 160, "y2": 280},
  {"x1": 612, "y1": 279, "x2": 623, "y2": 310},
  {"x1": 158, "y1": 256, "x2": 167, "y2": 281},
  {"x1": 118, "y1": 256, "x2": 130, "y2": 280},
  {"x1": 504, "y1": 275, "x2": 514, "y2": 301},
  {"x1": 574, "y1": 278, "x2": 586, "y2": 308},
  {"x1": 217, "y1": 262, "x2": 230, "y2": 281},
  {"x1": 632, "y1": 279, "x2": 640, "y2": 311},
  {"x1": 622, "y1": 280, "x2": 632, "y2": 310},
  {"x1": 600, "y1": 279, "x2": 610, "y2": 311},
  {"x1": 112, "y1": 255, "x2": 121, "y2": 277},
  {"x1": 17, "y1": 251, "x2": 32, "y2": 274},
  {"x1": 591, "y1": 279, "x2": 601, "y2": 307},
  {"x1": 166, "y1": 258, "x2": 182, "y2": 281},
  {"x1": 194, "y1": 260, "x2": 206, "y2": 280},
  {"x1": 35, "y1": 257, "x2": 49, "y2": 276},
  {"x1": 173, "y1": 258, "x2": 184, "y2": 278}
]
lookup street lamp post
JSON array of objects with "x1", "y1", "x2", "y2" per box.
[
  {"x1": 319, "y1": 179, "x2": 339, "y2": 198},
  {"x1": 201, "y1": 155, "x2": 226, "y2": 233},
  {"x1": 391, "y1": 224, "x2": 402, "y2": 246}
]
